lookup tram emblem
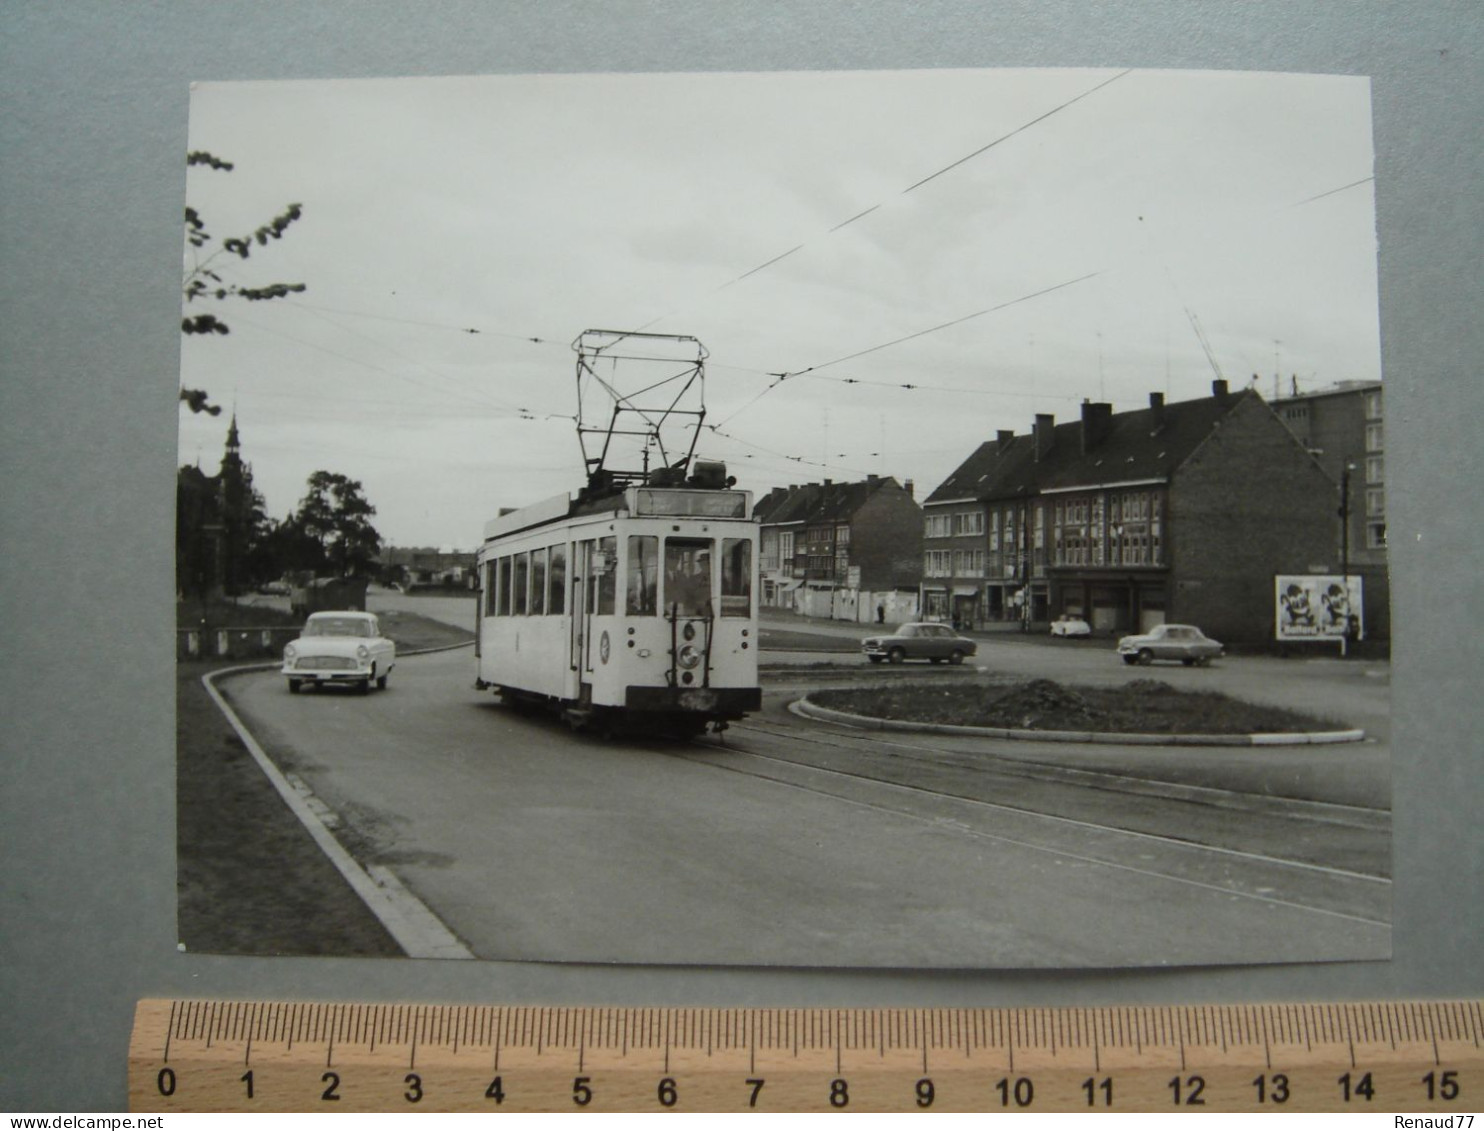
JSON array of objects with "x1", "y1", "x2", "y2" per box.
[{"x1": 599, "y1": 630, "x2": 610, "y2": 664}]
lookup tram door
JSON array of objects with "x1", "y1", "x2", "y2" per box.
[{"x1": 572, "y1": 539, "x2": 594, "y2": 683}]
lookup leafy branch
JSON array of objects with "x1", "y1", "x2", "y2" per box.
[{"x1": 181, "y1": 151, "x2": 308, "y2": 412}]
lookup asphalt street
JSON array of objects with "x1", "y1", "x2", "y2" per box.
[{"x1": 221, "y1": 594, "x2": 1391, "y2": 968}]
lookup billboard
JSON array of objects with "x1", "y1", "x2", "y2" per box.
[{"x1": 1275, "y1": 575, "x2": 1363, "y2": 640}]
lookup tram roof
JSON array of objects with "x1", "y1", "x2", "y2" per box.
[{"x1": 484, "y1": 485, "x2": 752, "y2": 543}]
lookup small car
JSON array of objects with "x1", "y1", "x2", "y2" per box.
[
  {"x1": 282, "y1": 610, "x2": 396, "y2": 693},
  {"x1": 1116, "y1": 623, "x2": 1223, "y2": 667},
  {"x1": 1050, "y1": 614, "x2": 1092, "y2": 637},
  {"x1": 862, "y1": 622, "x2": 978, "y2": 665}
]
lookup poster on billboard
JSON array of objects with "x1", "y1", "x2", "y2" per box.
[{"x1": 1275, "y1": 575, "x2": 1363, "y2": 640}]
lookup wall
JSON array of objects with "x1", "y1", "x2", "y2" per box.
[
  {"x1": 849, "y1": 481, "x2": 923, "y2": 590},
  {"x1": 1169, "y1": 395, "x2": 1339, "y2": 644}
]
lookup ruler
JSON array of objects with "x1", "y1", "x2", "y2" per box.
[{"x1": 130, "y1": 998, "x2": 1482, "y2": 1113}]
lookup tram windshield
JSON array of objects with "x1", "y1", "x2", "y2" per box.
[{"x1": 664, "y1": 538, "x2": 713, "y2": 617}]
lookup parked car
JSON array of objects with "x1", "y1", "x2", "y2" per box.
[
  {"x1": 1116, "y1": 623, "x2": 1223, "y2": 667},
  {"x1": 862, "y1": 622, "x2": 978, "y2": 665},
  {"x1": 282, "y1": 610, "x2": 396, "y2": 693},
  {"x1": 1050, "y1": 614, "x2": 1092, "y2": 637}
]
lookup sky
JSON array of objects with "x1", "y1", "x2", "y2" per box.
[{"x1": 178, "y1": 67, "x2": 1381, "y2": 550}]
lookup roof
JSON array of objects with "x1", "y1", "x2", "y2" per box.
[
  {"x1": 754, "y1": 476, "x2": 905, "y2": 527},
  {"x1": 926, "y1": 386, "x2": 1258, "y2": 505}
]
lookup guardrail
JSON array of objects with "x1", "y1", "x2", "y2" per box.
[{"x1": 177, "y1": 626, "x2": 301, "y2": 661}]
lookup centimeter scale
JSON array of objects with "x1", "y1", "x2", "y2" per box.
[{"x1": 130, "y1": 998, "x2": 1482, "y2": 1114}]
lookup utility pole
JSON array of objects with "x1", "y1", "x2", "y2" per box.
[{"x1": 1338, "y1": 460, "x2": 1354, "y2": 658}]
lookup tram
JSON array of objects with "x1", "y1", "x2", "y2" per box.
[{"x1": 473, "y1": 459, "x2": 762, "y2": 734}]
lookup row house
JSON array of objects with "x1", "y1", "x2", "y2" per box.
[
  {"x1": 1270, "y1": 379, "x2": 1389, "y2": 639},
  {"x1": 755, "y1": 474, "x2": 923, "y2": 622},
  {"x1": 922, "y1": 380, "x2": 1343, "y2": 644}
]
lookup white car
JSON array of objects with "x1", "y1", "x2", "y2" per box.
[
  {"x1": 1050, "y1": 615, "x2": 1092, "y2": 637},
  {"x1": 282, "y1": 611, "x2": 396, "y2": 694}
]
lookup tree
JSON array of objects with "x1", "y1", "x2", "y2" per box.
[
  {"x1": 293, "y1": 471, "x2": 382, "y2": 577},
  {"x1": 180, "y1": 150, "x2": 306, "y2": 416}
]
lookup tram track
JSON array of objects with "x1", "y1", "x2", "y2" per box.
[{"x1": 672, "y1": 712, "x2": 1391, "y2": 927}]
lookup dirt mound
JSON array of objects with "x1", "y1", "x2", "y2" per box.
[
  {"x1": 984, "y1": 678, "x2": 1111, "y2": 729},
  {"x1": 1124, "y1": 679, "x2": 1175, "y2": 695}
]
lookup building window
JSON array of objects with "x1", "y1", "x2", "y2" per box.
[
  {"x1": 1365, "y1": 390, "x2": 1383, "y2": 420},
  {"x1": 1366, "y1": 422, "x2": 1383, "y2": 453},
  {"x1": 1367, "y1": 522, "x2": 1387, "y2": 549},
  {"x1": 925, "y1": 512, "x2": 951, "y2": 538},
  {"x1": 953, "y1": 510, "x2": 984, "y2": 535},
  {"x1": 1367, "y1": 455, "x2": 1384, "y2": 485},
  {"x1": 835, "y1": 525, "x2": 850, "y2": 545},
  {"x1": 925, "y1": 550, "x2": 952, "y2": 577},
  {"x1": 988, "y1": 508, "x2": 1000, "y2": 551},
  {"x1": 1366, "y1": 488, "x2": 1385, "y2": 518}
]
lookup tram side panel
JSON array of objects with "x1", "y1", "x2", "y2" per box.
[{"x1": 476, "y1": 530, "x2": 577, "y2": 704}]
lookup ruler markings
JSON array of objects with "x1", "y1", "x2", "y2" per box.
[{"x1": 131, "y1": 1000, "x2": 1484, "y2": 1112}]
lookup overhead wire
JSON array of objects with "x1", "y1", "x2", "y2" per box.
[{"x1": 634, "y1": 69, "x2": 1133, "y2": 331}]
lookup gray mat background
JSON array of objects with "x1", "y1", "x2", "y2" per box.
[{"x1": 2, "y1": 1, "x2": 1480, "y2": 1111}]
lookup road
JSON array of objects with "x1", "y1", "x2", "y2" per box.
[{"x1": 221, "y1": 595, "x2": 1391, "y2": 967}]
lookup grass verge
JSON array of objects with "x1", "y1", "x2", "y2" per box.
[
  {"x1": 175, "y1": 611, "x2": 472, "y2": 957},
  {"x1": 810, "y1": 677, "x2": 1347, "y2": 735}
]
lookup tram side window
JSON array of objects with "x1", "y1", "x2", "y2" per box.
[
  {"x1": 512, "y1": 552, "x2": 528, "y2": 616},
  {"x1": 484, "y1": 561, "x2": 498, "y2": 617},
  {"x1": 596, "y1": 536, "x2": 617, "y2": 615},
  {"x1": 530, "y1": 547, "x2": 547, "y2": 616},
  {"x1": 665, "y1": 537, "x2": 713, "y2": 617},
  {"x1": 627, "y1": 535, "x2": 658, "y2": 615},
  {"x1": 721, "y1": 537, "x2": 751, "y2": 617},
  {"x1": 497, "y1": 556, "x2": 512, "y2": 616},
  {"x1": 548, "y1": 544, "x2": 566, "y2": 614}
]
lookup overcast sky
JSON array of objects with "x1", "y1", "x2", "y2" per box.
[{"x1": 178, "y1": 67, "x2": 1380, "y2": 549}]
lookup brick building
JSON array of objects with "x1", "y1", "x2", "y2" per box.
[
  {"x1": 1270, "y1": 379, "x2": 1389, "y2": 640},
  {"x1": 755, "y1": 474, "x2": 922, "y2": 621},
  {"x1": 922, "y1": 380, "x2": 1342, "y2": 644}
]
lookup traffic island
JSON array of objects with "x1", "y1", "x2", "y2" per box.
[{"x1": 795, "y1": 677, "x2": 1366, "y2": 747}]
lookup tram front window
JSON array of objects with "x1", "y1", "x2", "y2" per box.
[
  {"x1": 664, "y1": 538, "x2": 713, "y2": 617},
  {"x1": 627, "y1": 535, "x2": 657, "y2": 615}
]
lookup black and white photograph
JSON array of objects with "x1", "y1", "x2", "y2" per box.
[{"x1": 175, "y1": 66, "x2": 1391, "y2": 969}]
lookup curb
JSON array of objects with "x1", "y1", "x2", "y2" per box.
[
  {"x1": 793, "y1": 696, "x2": 1366, "y2": 747},
  {"x1": 198, "y1": 658, "x2": 476, "y2": 960}
]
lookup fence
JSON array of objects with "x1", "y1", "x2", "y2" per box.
[{"x1": 177, "y1": 625, "x2": 302, "y2": 662}]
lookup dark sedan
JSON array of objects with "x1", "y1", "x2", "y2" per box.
[{"x1": 861, "y1": 622, "x2": 978, "y2": 665}]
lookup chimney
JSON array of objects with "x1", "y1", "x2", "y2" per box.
[
  {"x1": 1149, "y1": 391, "x2": 1166, "y2": 430},
  {"x1": 1212, "y1": 378, "x2": 1230, "y2": 402},
  {"x1": 1080, "y1": 401, "x2": 1113, "y2": 454},
  {"x1": 1033, "y1": 413, "x2": 1055, "y2": 461},
  {"x1": 997, "y1": 429, "x2": 1014, "y2": 453},
  {"x1": 823, "y1": 478, "x2": 833, "y2": 486},
  {"x1": 866, "y1": 473, "x2": 879, "y2": 486},
  {"x1": 903, "y1": 478, "x2": 914, "y2": 498}
]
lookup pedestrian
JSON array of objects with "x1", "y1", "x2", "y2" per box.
[{"x1": 876, "y1": 603, "x2": 885, "y2": 624}]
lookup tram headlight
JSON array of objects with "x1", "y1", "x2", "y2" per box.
[{"x1": 677, "y1": 644, "x2": 702, "y2": 669}]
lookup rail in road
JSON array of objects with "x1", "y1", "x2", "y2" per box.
[
  {"x1": 216, "y1": 645, "x2": 1391, "y2": 966},
  {"x1": 672, "y1": 709, "x2": 1391, "y2": 929}
]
